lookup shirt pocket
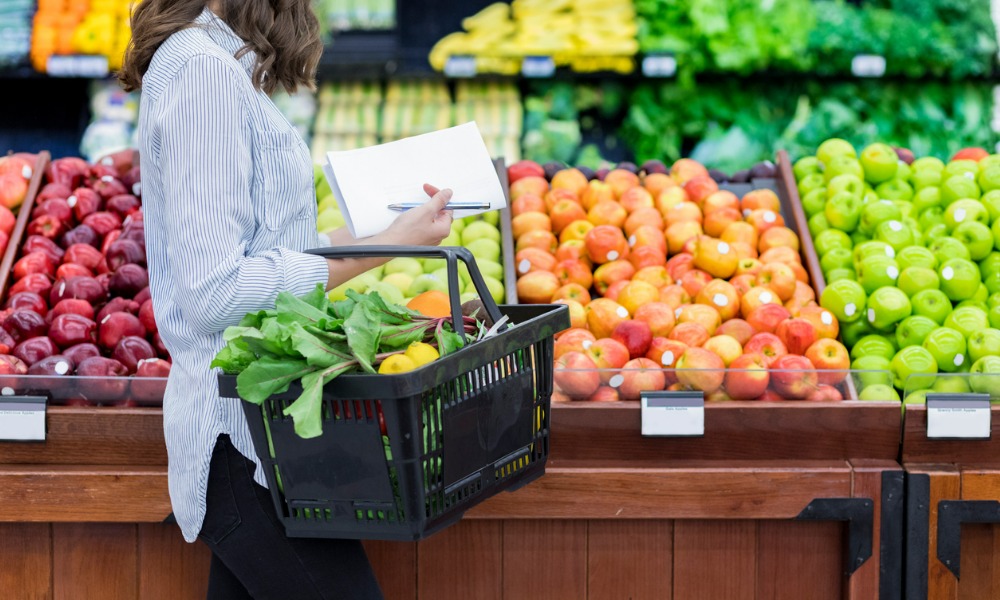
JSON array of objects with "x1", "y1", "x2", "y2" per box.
[{"x1": 252, "y1": 129, "x2": 314, "y2": 232}]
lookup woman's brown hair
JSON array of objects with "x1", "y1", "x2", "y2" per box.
[{"x1": 118, "y1": 0, "x2": 322, "y2": 95}]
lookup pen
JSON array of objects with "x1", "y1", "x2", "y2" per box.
[{"x1": 387, "y1": 202, "x2": 492, "y2": 211}]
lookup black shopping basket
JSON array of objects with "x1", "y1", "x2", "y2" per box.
[{"x1": 218, "y1": 246, "x2": 569, "y2": 541}]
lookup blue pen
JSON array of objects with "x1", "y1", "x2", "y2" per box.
[{"x1": 387, "y1": 202, "x2": 492, "y2": 211}]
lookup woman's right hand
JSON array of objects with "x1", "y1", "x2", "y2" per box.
[{"x1": 380, "y1": 184, "x2": 454, "y2": 247}]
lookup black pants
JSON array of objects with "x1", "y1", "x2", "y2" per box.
[{"x1": 199, "y1": 435, "x2": 383, "y2": 600}]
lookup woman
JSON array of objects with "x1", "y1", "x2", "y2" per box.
[{"x1": 119, "y1": 1, "x2": 453, "y2": 597}]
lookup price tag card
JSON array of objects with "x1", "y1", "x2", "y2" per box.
[
  {"x1": 444, "y1": 55, "x2": 477, "y2": 78},
  {"x1": 47, "y1": 55, "x2": 110, "y2": 78},
  {"x1": 522, "y1": 56, "x2": 555, "y2": 78},
  {"x1": 641, "y1": 54, "x2": 677, "y2": 78},
  {"x1": 851, "y1": 54, "x2": 886, "y2": 78},
  {"x1": 926, "y1": 393, "x2": 991, "y2": 440},
  {"x1": 640, "y1": 391, "x2": 704, "y2": 437},
  {"x1": 0, "y1": 396, "x2": 46, "y2": 442}
]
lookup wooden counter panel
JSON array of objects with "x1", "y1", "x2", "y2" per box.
[
  {"x1": 502, "y1": 520, "x2": 587, "y2": 600},
  {"x1": 673, "y1": 520, "x2": 756, "y2": 599},
  {"x1": 467, "y1": 464, "x2": 852, "y2": 520},
  {"x1": 137, "y1": 523, "x2": 211, "y2": 600},
  {"x1": 0, "y1": 408, "x2": 166, "y2": 466},
  {"x1": 0, "y1": 523, "x2": 51, "y2": 600},
  {"x1": 0, "y1": 466, "x2": 169, "y2": 522},
  {"x1": 902, "y1": 406, "x2": 1000, "y2": 466},
  {"x1": 551, "y1": 402, "x2": 901, "y2": 465},
  {"x1": 416, "y1": 521, "x2": 501, "y2": 600},
  {"x1": 53, "y1": 523, "x2": 137, "y2": 600},
  {"x1": 757, "y1": 520, "x2": 843, "y2": 599},
  {"x1": 587, "y1": 520, "x2": 672, "y2": 600}
]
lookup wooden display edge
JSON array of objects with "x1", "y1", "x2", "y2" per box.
[
  {"x1": 902, "y1": 404, "x2": 1000, "y2": 466},
  {"x1": 549, "y1": 400, "x2": 902, "y2": 464},
  {"x1": 0, "y1": 151, "x2": 48, "y2": 305},
  {"x1": 493, "y1": 157, "x2": 518, "y2": 305}
]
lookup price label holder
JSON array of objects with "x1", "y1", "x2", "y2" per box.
[
  {"x1": 926, "y1": 393, "x2": 991, "y2": 440},
  {"x1": 444, "y1": 55, "x2": 477, "y2": 78},
  {"x1": 522, "y1": 56, "x2": 555, "y2": 78},
  {"x1": 640, "y1": 391, "x2": 704, "y2": 437},
  {"x1": 47, "y1": 55, "x2": 110, "y2": 78},
  {"x1": 851, "y1": 54, "x2": 886, "y2": 78},
  {"x1": 641, "y1": 54, "x2": 677, "y2": 78},
  {"x1": 0, "y1": 396, "x2": 46, "y2": 442}
]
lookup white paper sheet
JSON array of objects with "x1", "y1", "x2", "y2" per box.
[{"x1": 321, "y1": 122, "x2": 507, "y2": 238}]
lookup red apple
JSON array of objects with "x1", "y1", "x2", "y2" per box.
[
  {"x1": 743, "y1": 333, "x2": 788, "y2": 366},
  {"x1": 585, "y1": 338, "x2": 630, "y2": 383},
  {"x1": 714, "y1": 318, "x2": 756, "y2": 346},
  {"x1": 746, "y1": 303, "x2": 792, "y2": 334},
  {"x1": 611, "y1": 320, "x2": 653, "y2": 359},
  {"x1": 675, "y1": 347, "x2": 725, "y2": 393},
  {"x1": 615, "y1": 357, "x2": 667, "y2": 400},
  {"x1": 554, "y1": 351, "x2": 601, "y2": 399},
  {"x1": 725, "y1": 353, "x2": 770, "y2": 399},
  {"x1": 805, "y1": 385, "x2": 844, "y2": 402},
  {"x1": 554, "y1": 328, "x2": 596, "y2": 359},
  {"x1": 775, "y1": 318, "x2": 818, "y2": 356},
  {"x1": 769, "y1": 354, "x2": 819, "y2": 399},
  {"x1": 588, "y1": 385, "x2": 620, "y2": 402},
  {"x1": 804, "y1": 338, "x2": 850, "y2": 386}
]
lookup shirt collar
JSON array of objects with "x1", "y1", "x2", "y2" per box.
[{"x1": 193, "y1": 7, "x2": 256, "y2": 77}]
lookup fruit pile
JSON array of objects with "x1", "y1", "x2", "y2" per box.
[
  {"x1": 312, "y1": 170, "x2": 507, "y2": 307},
  {"x1": 0, "y1": 152, "x2": 169, "y2": 405},
  {"x1": 0, "y1": 152, "x2": 34, "y2": 223},
  {"x1": 508, "y1": 158, "x2": 851, "y2": 402},
  {"x1": 30, "y1": 0, "x2": 132, "y2": 73},
  {"x1": 429, "y1": 0, "x2": 638, "y2": 75},
  {"x1": 797, "y1": 139, "x2": 1000, "y2": 402}
]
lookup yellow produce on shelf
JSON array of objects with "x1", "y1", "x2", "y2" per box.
[{"x1": 30, "y1": 0, "x2": 134, "y2": 73}]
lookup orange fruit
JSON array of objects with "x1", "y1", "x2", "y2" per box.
[{"x1": 407, "y1": 290, "x2": 451, "y2": 318}]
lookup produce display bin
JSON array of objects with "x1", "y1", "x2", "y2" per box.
[
  {"x1": 219, "y1": 246, "x2": 569, "y2": 541},
  {"x1": 901, "y1": 374, "x2": 1000, "y2": 599}
]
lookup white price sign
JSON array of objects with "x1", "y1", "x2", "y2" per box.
[
  {"x1": 0, "y1": 396, "x2": 46, "y2": 442},
  {"x1": 521, "y1": 56, "x2": 555, "y2": 78},
  {"x1": 641, "y1": 391, "x2": 704, "y2": 437},
  {"x1": 641, "y1": 54, "x2": 677, "y2": 78},
  {"x1": 927, "y1": 394, "x2": 991, "y2": 440},
  {"x1": 444, "y1": 55, "x2": 477, "y2": 78},
  {"x1": 851, "y1": 54, "x2": 886, "y2": 78},
  {"x1": 47, "y1": 55, "x2": 110, "y2": 78}
]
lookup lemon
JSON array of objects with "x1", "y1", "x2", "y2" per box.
[
  {"x1": 378, "y1": 354, "x2": 416, "y2": 374},
  {"x1": 405, "y1": 342, "x2": 439, "y2": 367}
]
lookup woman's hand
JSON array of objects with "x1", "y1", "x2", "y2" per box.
[{"x1": 380, "y1": 184, "x2": 454, "y2": 247}]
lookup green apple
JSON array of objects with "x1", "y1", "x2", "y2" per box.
[
  {"x1": 922, "y1": 327, "x2": 968, "y2": 372},
  {"x1": 440, "y1": 230, "x2": 462, "y2": 247},
  {"x1": 825, "y1": 156, "x2": 864, "y2": 182},
  {"x1": 407, "y1": 273, "x2": 448, "y2": 296},
  {"x1": 896, "y1": 315, "x2": 939, "y2": 348},
  {"x1": 874, "y1": 220, "x2": 915, "y2": 252},
  {"x1": 857, "y1": 255, "x2": 900, "y2": 294},
  {"x1": 929, "y1": 237, "x2": 972, "y2": 266},
  {"x1": 891, "y1": 346, "x2": 939, "y2": 390},
  {"x1": 852, "y1": 355, "x2": 894, "y2": 388},
  {"x1": 978, "y1": 154, "x2": 1000, "y2": 172},
  {"x1": 384, "y1": 257, "x2": 424, "y2": 279},
  {"x1": 917, "y1": 206, "x2": 945, "y2": 232},
  {"x1": 460, "y1": 291, "x2": 479, "y2": 304},
  {"x1": 974, "y1": 283, "x2": 990, "y2": 304},
  {"x1": 897, "y1": 267, "x2": 940, "y2": 297},
  {"x1": 896, "y1": 160, "x2": 912, "y2": 183},
  {"x1": 968, "y1": 328, "x2": 1000, "y2": 362},
  {"x1": 328, "y1": 274, "x2": 373, "y2": 301},
  {"x1": 423, "y1": 258, "x2": 445, "y2": 273},
  {"x1": 982, "y1": 257, "x2": 1000, "y2": 295},
  {"x1": 794, "y1": 156, "x2": 823, "y2": 181},
  {"x1": 911, "y1": 289, "x2": 953, "y2": 325},
  {"x1": 476, "y1": 260, "x2": 504, "y2": 281},
  {"x1": 315, "y1": 165, "x2": 332, "y2": 198},
  {"x1": 826, "y1": 174, "x2": 865, "y2": 199},
  {"x1": 859, "y1": 143, "x2": 899, "y2": 184},
  {"x1": 803, "y1": 189, "x2": 829, "y2": 218},
  {"x1": 817, "y1": 138, "x2": 857, "y2": 166},
  {"x1": 990, "y1": 305, "x2": 1000, "y2": 328},
  {"x1": 820, "y1": 279, "x2": 867, "y2": 323},
  {"x1": 858, "y1": 383, "x2": 900, "y2": 402},
  {"x1": 798, "y1": 174, "x2": 827, "y2": 199},
  {"x1": 820, "y1": 248, "x2": 855, "y2": 274},
  {"x1": 867, "y1": 286, "x2": 911, "y2": 330},
  {"x1": 841, "y1": 317, "x2": 875, "y2": 348},
  {"x1": 317, "y1": 209, "x2": 346, "y2": 232},
  {"x1": 911, "y1": 170, "x2": 942, "y2": 191},
  {"x1": 969, "y1": 355, "x2": 1000, "y2": 399},
  {"x1": 940, "y1": 175, "x2": 981, "y2": 205},
  {"x1": 991, "y1": 218, "x2": 1000, "y2": 252},
  {"x1": 808, "y1": 213, "x2": 830, "y2": 237},
  {"x1": 481, "y1": 211, "x2": 500, "y2": 227},
  {"x1": 903, "y1": 390, "x2": 930, "y2": 405},
  {"x1": 939, "y1": 258, "x2": 981, "y2": 302},
  {"x1": 450, "y1": 218, "x2": 466, "y2": 234},
  {"x1": 874, "y1": 179, "x2": 914, "y2": 202},
  {"x1": 432, "y1": 267, "x2": 471, "y2": 287},
  {"x1": 854, "y1": 240, "x2": 895, "y2": 264},
  {"x1": 461, "y1": 221, "x2": 500, "y2": 245},
  {"x1": 911, "y1": 186, "x2": 942, "y2": 213},
  {"x1": 897, "y1": 246, "x2": 937, "y2": 271},
  {"x1": 851, "y1": 335, "x2": 898, "y2": 362},
  {"x1": 943, "y1": 159, "x2": 979, "y2": 181},
  {"x1": 980, "y1": 190, "x2": 1000, "y2": 223},
  {"x1": 952, "y1": 222, "x2": 993, "y2": 261},
  {"x1": 945, "y1": 199, "x2": 989, "y2": 231},
  {"x1": 893, "y1": 201, "x2": 914, "y2": 220},
  {"x1": 922, "y1": 224, "x2": 950, "y2": 248},
  {"x1": 381, "y1": 272, "x2": 414, "y2": 294},
  {"x1": 977, "y1": 164, "x2": 1000, "y2": 193},
  {"x1": 859, "y1": 200, "x2": 902, "y2": 235},
  {"x1": 365, "y1": 281, "x2": 405, "y2": 306},
  {"x1": 481, "y1": 275, "x2": 505, "y2": 303},
  {"x1": 912, "y1": 156, "x2": 945, "y2": 173},
  {"x1": 932, "y1": 376, "x2": 972, "y2": 394},
  {"x1": 814, "y1": 229, "x2": 853, "y2": 257},
  {"x1": 863, "y1": 189, "x2": 879, "y2": 205},
  {"x1": 826, "y1": 268, "x2": 857, "y2": 283},
  {"x1": 989, "y1": 292, "x2": 1000, "y2": 308},
  {"x1": 944, "y1": 306, "x2": 990, "y2": 339},
  {"x1": 317, "y1": 193, "x2": 339, "y2": 214},
  {"x1": 466, "y1": 238, "x2": 501, "y2": 263},
  {"x1": 825, "y1": 192, "x2": 863, "y2": 232}
]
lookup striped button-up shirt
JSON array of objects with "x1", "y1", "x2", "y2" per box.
[{"x1": 138, "y1": 8, "x2": 330, "y2": 542}]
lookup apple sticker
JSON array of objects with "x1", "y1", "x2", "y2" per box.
[
  {"x1": 67, "y1": 195, "x2": 77, "y2": 207},
  {"x1": 607, "y1": 251, "x2": 619, "y2": 261},
  {"x1": 942, "y1": 266, "x2": 954, "y2": 281},
  {"x1": 628, "y1": 235, "x2": 636, "y2": 247},
  {"x1": 518, "y1": 260, "x2": 531, "y2": 274},
  {"x1": 868, "y1": 308, "x2": 876, "y2": 323},
  {"x1": 54, "y1": 361, "x2": 69, "y2": 375},
  {"x1": 661, "y1": 351, "x2": 674, "y2": 366},
  {"x1": 954, "y1": 354, "x2": 964, "y2": 367},
  {"x1": 763, "y1": 211, "x2": 776, "y2": 223},
  {"x1": 713, "y1": 293, "x2": 728, "y2": 307},
  {"x1": 22, "y1": 166, "x2": 31, "y2": 179},
  {"x1": 886, "y1": 246, "x2": 895, "y2": 258},
  {"x1": 760, "y1": 291, "x2": 774, "y2": 304},
  {"x1": 887, "y1": 266, "x2": 899, "y2": 280},
  {"x1": 845, "y1": 303, "x2": 857, "y2": 317},
  {"x1": 954, "y1": 208, "x2": 966, "y2": 223},
  {"x1": 888, "y1": 220, "x2": 903, "y2": 232},
  {"x1": 582, "y1": 340, "x2": 593, "y2": 350},
  {"x1": 608, "y1": 374, "x2": 624, "y2": 388},
  {"x1": 616, "y1": 306, "x2": 629, "y2": 319},
  {"x1": 718, "y1": 242, "x2": 730, "y2": 254},
  {"x1": 1, "y1": 387, "x2": 13, "y2": 396},
  {"x1": 821, "y1": 311, "x2": 834, "y2": 325}
]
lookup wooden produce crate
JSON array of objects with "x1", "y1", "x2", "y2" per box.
[
  {"x1": 359, "y1": 159, "x2": 905, "y2": 600},
  {"x1": 903, "y1": 404, "x2": 1000, "y2": 599}
]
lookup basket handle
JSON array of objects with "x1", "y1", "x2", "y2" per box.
[{"x1": 306, "y1": 245, "x2": 505, "y2": 341}]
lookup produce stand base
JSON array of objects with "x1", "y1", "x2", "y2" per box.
[{"x1": 903, "y1": 406, "x2": 1000, "y2": 599}]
